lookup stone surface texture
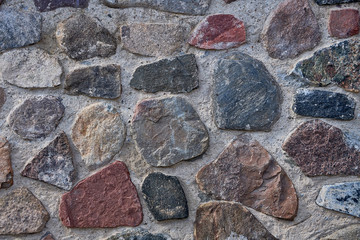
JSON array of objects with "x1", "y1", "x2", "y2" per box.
[
  {"x1": 41, "y1": 232, "x2": 56, "y2": 240},
  {"x1": 315, "y1": 0, "x2": 360, "y2": 4},
  {"x1": 320, "y1": 225, "x2": 360, "y2": 240},
  {"x1": 0, "y1": 138, "x2": 12, "y2": 189},
  {"x1": 329, "y1": 9, "x2": 359, "y2": 39},
  {"x1": 106, "y1": 229, "x2": 171, "y2": 240},
  {"x1": 34, "y1": 0, "x2": 89, "y2": 12},
  {"x1": 0, "y1": 88, "x2": 5, "y2": 110}
]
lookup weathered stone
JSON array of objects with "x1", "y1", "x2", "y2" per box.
[
  {"x1": 213, "y1": 53, "x2": 281, "y2": 131},
  {"x1": 329, "y1": 9, "x2": 359, "y2": 39},
  {"x1": 320, "y1": 225, "x2": 360, "y2": 240},
  {"x1": 72, "y1": 103, "x2": 126, "y2": 170},
  {"x1": 283, "y1": 120, "x2": 360, "y2": 177},
  {"x1": 65, "y1": 65, "x2": 121, "y2": 99},
  {"x1": 0, "y1": 9, "x2": 42, "y2": 52},
  {"x1": 7, "y1": 96, "x2": 65, "y2": 140},
  {"x1": 121, "y1": 23, "x2": 186, "y2": 57},
  {"x1": 0, "y1": 48, "x2": 62, "y2": 88},
  {"x1": 315, "y1": 0, "x2": 360, "y2": 5},
  {"x1": 0, "y1": 138, "x2": 12, "y2": 189},
  {"x1": 21, "y1": 132, "x2": 76, "y2": 190},
  {"x1": 262, "y1": 0, "x2": 321, "y2": 59},
  {"x1": 142, "y1": 172, "x2": 188, "y2": 221},
  {"x1": 0, "y1": 88, "x2": 5, "y2": 110},
  {"x1": 56, "y1": 14, "x2": 117, "y2": 60},
  {"x1": 34, "y1": 0, "x2": 89, "y2": 12},
  {"x1": 59, "y1": 161, "x2": 143, "y2": 228},
  {"x1": 188, "y1": 14, "x2": 246, "y2": 50},
  {"x1": 131, "y1": 97, "x2": 209, "y2": 167},
  {"x1": 196, "y1": 136, "x2": 298, "y2": 220},
  {"x1": 0, "y1": 188, "x2": 49, "y2": 235},
  {"x1": 224, "y1": 0, "x2": 237, "y2": 3},
  {"x1": 194, "y1": 201, "x2": 278, "y2": 240},
  {"x1": 293, "y1": 89, "x2": 355, "y2": 120},
  {"x1": 130, "y1": 54, "x2": 199, "y2": 93},
  {"x1": 106, "y1": 229, "x2": 171, "y2": 240},
  {"x1": 41, "y1": 232, "x2": 56, "y2": 240}
]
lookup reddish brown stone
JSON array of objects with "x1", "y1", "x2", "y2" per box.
[
  {"x1": 59, "y1": 161, "x2": 143, "y2": 228},
  {"x1": 0, "y1": 137, "x2": 12, "y2": 189},
  {"x1": 41, "y1": 232, "x2": 55, "y2": 240},
  {"x1": 329, "y1": 9, "x2": 359, "y2": 38}
]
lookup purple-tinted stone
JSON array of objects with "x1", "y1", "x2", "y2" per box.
[{"x1": 33, "y1": 0, "x2": 89, "y2": 12}]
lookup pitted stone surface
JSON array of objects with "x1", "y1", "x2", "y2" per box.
[
  {"x1": 34, "y1": 0, "x2": 89, "y2": 12},
  {"x1": 131, "y1": 97, "x2": 209, "y2": 167},
  {"x1": 41, "y1": 232, "x2": 56, "y2": 240},
  {"x1": 315, "y1": 0, "x2": 360, "y2": 4},
  {"x1": 0, "y1": 138, "x2": 12, "y2": 189},
  {"x1": 106, "y1": 229, "x2": 171, "y2": 240},
  {"x1": 320, "y1": 225, "x2": 360, "y2": 240},
  {"x1": 59, "y1": 161, "x2": 143, "y2": 228},
  {"x1": 329, "y1": 9, "x2": 359, "y2": 39}
]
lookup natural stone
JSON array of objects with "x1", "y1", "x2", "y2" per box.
[
  {"x1": 34, "y1": 0, "x2": 89, "y2": 12},
  {"x1": 59, "y1": 161, "x2": 143, "y2": 228},
  {"x1": 7, "y1": 96, "x2": 65, "y2": 140},
  {"x1": 21, "y1": 132, "x2": 76, "y2": 190},
  {"x1": 41, "y1": 232, "x2": 56, "y2": 240},
  {"x1": 213, "y1": 52, "x2": 281, "y2": 131},
  {"x1": 320, "y1": 225, "x2": 360, "y2": 240},
  {"x1": 0, "y1": 88, "x2": 5, "y2": 110},
  {"x1": 130, "y1": 54, "x2": 199, "y2": 93},
  {"x1": 262, "y1": 0, "x2": 321, "y2": 59},
  {"x1": 72, "y1": 103, "x2": 126, "y2": 170},
  {"x1": 106, "y1": 229, "x2": 171, "y2": 240},
  {"x1": 0, "y1": 188, "x2": 49, "y2": 235},
  {"x1": 196, "y1": 136, "x2": 298, "y2": 220},
  {"x1": 131, "y1": 97, "x2": 209, "y2": 167},
  {"x1": 194, "y1": 201, "x2": 278, "y2": 240},
  {"x1": 315, "y1": 0, "x2": 360, "y2": 5},
  {"x1": 224, "y1": 0, "x2": 237, "y2": 3},
  {"x1": 142, "y1": 172, "x2": 188, "y2": 221},
  {"x1": 56, "y1": 14, "x2": 117, "y2": 60},
  {"x1": 65, "y1": 65, "x2": 121, "y2": 99},
  {"x1": 0, "y1": 138, "x2": 12, "y2": 189},
  {"x1": 188, "y1": 14, "x2": 246, "y2": 50},
  {"x1": 329, "y1": 9, "x2": 359, "y2": 39}
]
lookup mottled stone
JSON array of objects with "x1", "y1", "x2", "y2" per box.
[
  {"x1": 106, "y1": 229, "x2": 171, "y2": 240},
  {"x1": 188, "y1": 14, "x2": 246, "y2": 50},
  {"x1": 56, "y1": 14, "x2": 117, "y2": 60},
  {"x1": 315, "y1": 0, "x2": 360, "y2": 5},
  {"x1": 194, "y1": 202, "x2": 278, "y2": 240},
  {"x1": 130, "y1": 54, "x2": 199, "y2": 93},
  {"x1": 7, "y1": 96, "x2": 65, "y2": 140},
  {"x1": 329, "y1": 9, "x2": 359, "y2": 39},
  {"x1": 320, "y1": 225, "x2": 360, "y2": 240},
  {"x1": 41, "y1": 232, "x2": 56, "y2": 240},
  {"x1": 213, "y1": 53, "x2": 281, "y2": 131},
  {"x1": 262, "y1": 0, "x2": 321, "y2": 59},
  {"x1": 197, "y1": 136, "x2": 298, "y2": 220},
  {"x1": 34, "y1": 0, "x2": 89, "y2": 12},
  {"x1": 59, "y1": 161, "x2": 143, "y2": 228},
  {"x1": 0, "y1": 88, "x2": 5, "y2": 110},
  {"x1": 72, "y1": 103, "x2": 126, "y2": 170},
  {"x1": 0, "y1": 138, "x2": 12, "y2": 189},
  {"x1": 131, "y1": 97, "x2": 209, "y2": 167},
  {"x1": 0, "y1": 188, "x2": 49, "y2": 235},
  {"x1": 65, "y1": 65, "x2": 121, "y2": 99}
]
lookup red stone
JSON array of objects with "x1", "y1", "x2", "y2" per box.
[
  {"x1": 59, "y1": 161, "x2": 143, "y2": 228},
  {"x1": 329, "y1": 9, "x2": 360, "y2": 38}
]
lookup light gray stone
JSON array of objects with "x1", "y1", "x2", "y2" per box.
[{"x1": 320, "y1": 225, "x2": 360, "y2": 240}]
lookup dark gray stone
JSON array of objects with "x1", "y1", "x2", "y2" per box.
[
  {"x1": 106, "y1": 229, "x2": 171, "y2": 240},
  {"x1": 34, "y1": 0, "x2": 89, "y2": 12},
  {"x1": 315, "y1": 0, "x2": 360, "y2": 5}
]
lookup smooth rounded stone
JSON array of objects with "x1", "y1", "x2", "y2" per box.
[
  {"x1": 188, "y1": 14, "x2": 246, "y2": 50},
  {"x1": 329, "y1": 9, "x2": 359, "y2": 39},
  {"x1": 130, "y1": 54, "x2": 199, "y2": 94},
  {"x1": 194, "y1": 201, "x2": 278, "y2": 240},
  {"x1": 320, "y1": 225, "x2": 360, "y2": 240},
  {"x1": 106, "y1": 229, "x2": 171, "y2": 240},
  {"x1": 196, "y1": 135, "x2": 298, "y2": 220},
  {"x1": 41, "y1": 232, "x2": 56, "y2": 240},
  {"x1": 72, "y1": 103, "x2": 126, "y2": 170},
  {"x1": 262, "y1": 0, "x2": 321, "y2": 59},
  {"x1": 34, "y1": 0, "x2": 89, "y2": 12},
  {"x1": 0, "y1": 88, "x2": 5, "y2": 110},
  {"x1": 213, "y1": 52, "x2": 281, "y2": 131},
  {"x1": 131, "y1": 97, "x2": 209, "y2": 167},
  {"x1": 0, "y1": 48, "x2": 62, "y2": 88},
  {"x1": 56, "y1": 14, "x2": 117, "y2": 60},
  {"x1": 315, "y1": 0, "x2": 360, "y2": 4},
  {"x1": 65, "y1": 65, "x2": 121, "y2": 99},
  {"x1": 0, "y1": 187, "x2": 50, "y2": 235},
  {"x1": 59, "y1": 161, "x2": 143, "y2": 228},
  {"x1": 0, "y1": 138, "x2": 13, "y2": 189},
  {"x1": 293, "y1": 89, "x2": 355, "y2": 120},
  {"x1": 142, "y1": 172, "x2": 188, "y2": 221},
  {"x1": 7, "y1": 96, "x2": 65, "y2": 140}
]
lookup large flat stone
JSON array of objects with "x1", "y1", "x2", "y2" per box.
[
  {"x1": 0, "y1": 138, "x2": 12, "y2": 189},
  {"x1": 106, "y1": 229, "x2": 171, "y2": 240},
  {"x1": 329, "y1": 9, "x2": 359, "y2": 39},
  {"x1": 320, "y1": 225, "x2": 360, "y2": 240},
  {"x1": 34, "y1": 0, "x2": 89, "y2": 12},
  {"x1": 315, "y1": 0, "x2": 360, "y2": 5}
]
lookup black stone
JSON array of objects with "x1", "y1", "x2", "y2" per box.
[
  {"x1": 33, "y1": 0, "x2": 89, "y2": 12},
  {"x1": 107, "y1": 230, "x2": 170, "y2": 240},
  {"x1": 314, "y1": 0, "x2": 360, "y2": 5}
]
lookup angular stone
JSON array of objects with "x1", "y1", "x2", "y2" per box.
[
  {"x1": 196, "y1": 136, "x2": 298, "y2": 220},
  {"x1": 194, "y1": 202, "x2": 278, "y2": 240},
  {"x1": 0, "y1": 188, "x2": 49, "y2": 235},
  {"x1": 56, "y1": 14, "x2": 117, "y2": 60},
  {"x1": 106, "y1": 229, "x2": 171, "y2": 240},
  {"x1": 59, "y1": 161, "x2": 143, "y2": 228},
  {"x1": 262, "y1": 0, "x2": 321, "y2": 59},
  {"x1": 65, "y1": 65, "x2": 121, "y2": 99},
  {"x1": 72, "y1": 103, "x2": 126, "y2": 170},
  {"x1": 0, "y1": 48, "x2": 62, "y2": 88},
  {"x1": 293, "y1": 89, "x2": 355, "y2": 120},
  {"x1": 188, "y1": 14, "x2": 246, "y2": 50},
  {"x1": 41, "y1": 232, "x2": 56, "y2": 240},
  {"x1": 0, "y1": 9, "x2": 42, "y2": 52},
  {"x1": 329, "y1": 9, "x2": 359, "y2": 39},
  {"x1": 131, "y1": 97, "x2": 209, "y2": 167},
  {"x1": 213, "y1": 53, "x2": 281, "y2": 131},
  {"x1": 283, "y1": 120, "x2": 360, "y2": 177},
  {"x1": 130, "y1": 54, "x2": 199, "y2": 93},
  {"x1": 0, "y1": 138, "x2": 12, "y2": 189},
  {"x1": 320, "y1": 225, "x2": 360, "y2": 240},
  {"x1": 34, "y1": 0, "x2": 89, "y2": 12},
  {"x1": 315, "y1": 0, "x2": 360, "y2": 5},
  {"x1": 7, "y1": 96, "x2": 65, "y2": 140},
  {"x1": 0, "y1": 88, "x2": 5, "y2": 110}
]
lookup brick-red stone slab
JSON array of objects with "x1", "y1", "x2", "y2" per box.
[{"x1": 329, "y1": 9, "x2": 359, "y2": 38}]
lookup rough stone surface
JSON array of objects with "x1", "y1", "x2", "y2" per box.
[
  {"x1": 262, "y1": 0, "x2": 321, "y2": 59},
  {"x1": 65, "y1": 65, "x2": 121, "y2": 99},
  {"x1": 320, "y1": 225, "x2": 360, "y2": 240},
  {"x1": 0, "y1": 188, "x2": 49, "y2": 235},
  {"x1": 293, "y1": 89, "x2": 355, "y2": 120},
  {"x1": 21, "y1": 132, "x2": 76, "y2": 190},
  {"x1": 131, "y1": 97, "x2": 209, "y2": 167},
  {"x1": 7, "y1": 96, "x2": 65, "y2": 140},
  {"x1": 56, "y1": 14, "x2": 117, "y2": 60},
  {"x1": 315, "y1": 0, "x2": 360, "y2": 4},
  {"x1": 34, "y1": 0, "x2": 89, "y2": 12},
  {"x1": 194, "y1": 201, "x2": 278, "y2": 240},
  {"x1": 329, "y1": 9, "x2": 359, "y2": 39},
  {"x1": 0, "y1": 48, "x2": 62, "y2": 88},
  {"x1": 41, "y1": 232, "x2": 56, "y2": 240},
  {"x1": 213, "y1": 53, "x2": 281, "y2": 131},
  {"x1": 59, "y1": 161, "x2": 143, "y2": 228},
  {"x1": 130, "y1": 54, "x2": 199, "y2": 93},
  {"x1": 188, "y1": 14, "x2": 246, "y2": 50},
  {"x1": 106, "y1": 229, "x2": 171, "y2": 240},
  {"x1": 224, "y1": 0, "x2": 237, "y2": 3},
  {"x1": 0, "y1": 138, "x2": 12, "y2": 189},
  {"x1": 0, "y1": 88, "x2": 5, "y2": 110},
  {"x1": 142, "y1": 172, "x2": 188, "y2": 221}
]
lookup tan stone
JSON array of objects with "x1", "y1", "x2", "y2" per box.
[{"x1": 0, "y1": 137, "x2": 12, "y2": 189}]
